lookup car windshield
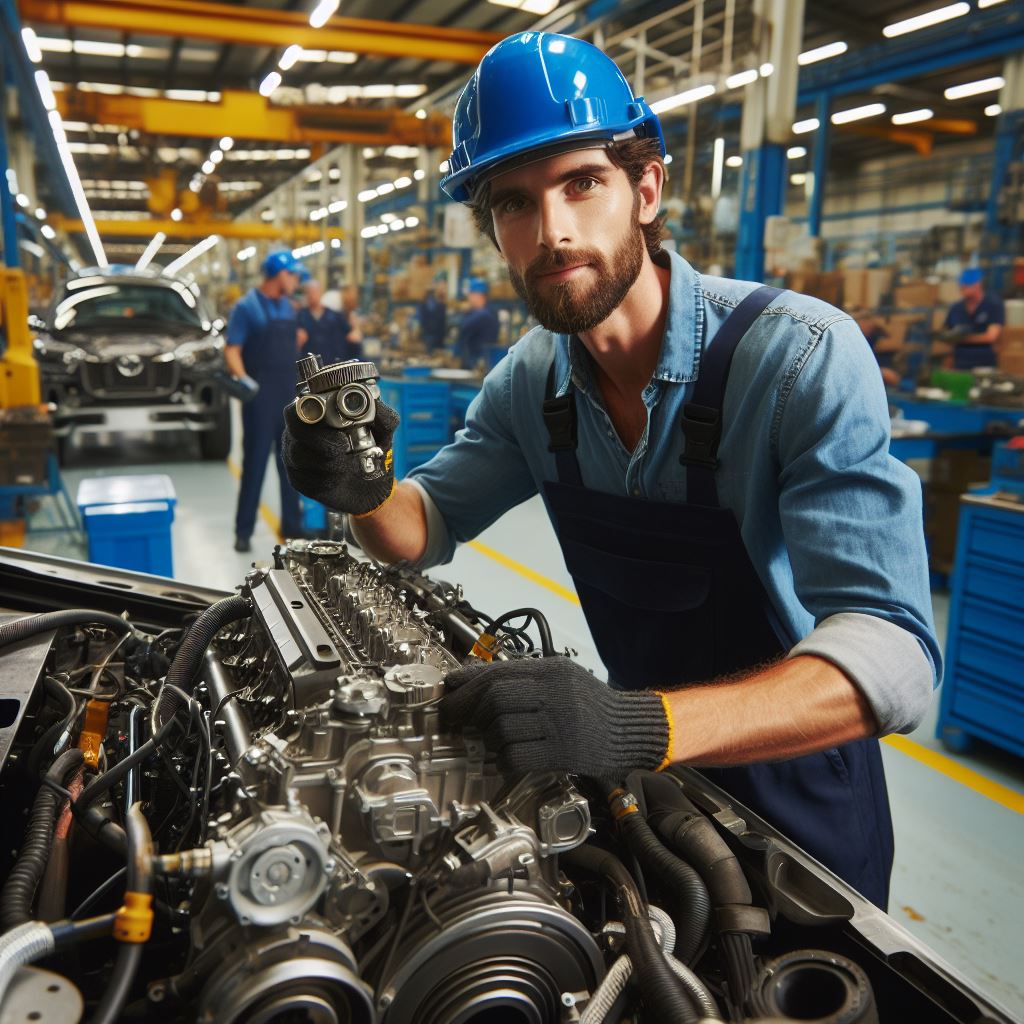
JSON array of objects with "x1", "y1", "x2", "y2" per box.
[{"x1": 52, "y1": 281, "x2": 204, "y2": 333}]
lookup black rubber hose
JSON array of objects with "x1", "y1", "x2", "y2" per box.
[
  {"x1": 1, "y1": 749, "x2": 85, "y2": 930},
  {"x1": 639, "y1": 773, "x2": 754, "y2": 908},
  {"x1": 0, "y1": 610, "x2": 131, "y2": 650},
  {"x1": 24, "y1": 678, "x2": 80, "y2": 780},
  {"x1": 88, "y1": 804, "x2": 152, "y2": 1024},
  {"x1": 563, "y1": 845, "x2": 700, "y2": 1024},
  {"x1": 164, "y1": 595, "x2": 251, "y2": 695},
  {"x1": 617, "y1": 809, "x2": 711, "y2": 963}
]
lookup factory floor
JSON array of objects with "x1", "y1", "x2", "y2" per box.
[{"x1": 18, "y1": 424, "x2": 1024, "y2": 1021}]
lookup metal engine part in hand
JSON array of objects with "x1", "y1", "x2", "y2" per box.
[
  {"x1": 192, "y1": 538, "x2": 600, "y2": 1023},
  {"x1": 0, "y1": 967, "x2": 83, "y2": 1024},
  {"x1": 294, "y1": 354, "x2": 385, "y2": 477},
  {"x1": 196, "y1": 927, "x2": 374, "y2": 1024}
]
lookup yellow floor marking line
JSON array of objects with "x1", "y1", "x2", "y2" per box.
[
  {"x1": 226, "y1": 458, "x2": 282, "y2": 538},
  {"x1": 466, "y1": 539, "x2": 581, "y2": 606},
  {"x1": 465, "y1": 538, "x2": 1024, "y2": 815},
  {"x1": 881, "y1": 734, "x2": 1024, "y2": 815}
]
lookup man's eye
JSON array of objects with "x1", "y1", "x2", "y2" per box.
[
  {"x1": 498, "y1": 196, "x2": 525, "y2": 214},
  {"x1": 573, "y1": 178, "x2": 598, "y2": 193}
]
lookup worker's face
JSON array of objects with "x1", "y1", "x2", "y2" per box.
[
  {"x1": 305, "y1": 281, "x2": 322, "y2": 306},
  {"x1": 488, "y1": 147, "x2": 661, "y2": 334},
  {"x1": 468, "y1": 290, "x2": 487, "y2": 309},
  {"x1": 961, "y1": 283, "x2": 983, "y2": 303}
]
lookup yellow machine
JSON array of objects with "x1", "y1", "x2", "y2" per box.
[{"x1": 0, "y1": 266, "x2": 40, "y2": 409}]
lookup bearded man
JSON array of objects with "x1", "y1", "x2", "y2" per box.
[{"x1": 283, "y1": 33, "x2": 939, "y2": 909}]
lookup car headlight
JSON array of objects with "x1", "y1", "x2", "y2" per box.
[
  {"x1": 34, "y1": 336, "x2": 86, "y2": 371},
  {"x1": 175, "y1": 337, "x2": 224, "y2": 368}
]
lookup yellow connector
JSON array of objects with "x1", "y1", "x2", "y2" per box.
[
  {"x1": 113, "y1": 892, "x2": 154, "y2": 943},
  {"x1": 470, "y1": 632, "x2": 498, "y2": 662},
  {"x1": 77, "y1": 699, "x2": 110, "y2": 770}
]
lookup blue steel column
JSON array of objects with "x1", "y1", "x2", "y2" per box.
[
  {"x1": 808, "y1": 93, "x2": 831, "y2": 239},
  {"x1": 736, "y1": 143, "x2": 786, "y2": 282},
  {"x1": 0, "y1": 76, "x2": 19, "y2": 268}
]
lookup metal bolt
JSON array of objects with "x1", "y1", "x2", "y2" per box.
[
  {"x1": 324, "y1": 859, "x2": 336, "y2": 873},
  {"x1": 266, "y1": 862, "x2": 291, "y2": 885},
  {"x1": 215, "y1": 883, "x2": 230, "y2": 901}
]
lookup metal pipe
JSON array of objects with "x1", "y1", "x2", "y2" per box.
[
  {"x1": 124, "y1": 704, "x2": 144, "y2": 814},
  {"x1": 201, "y1": 650, "x2": 256, "y2": 783}
]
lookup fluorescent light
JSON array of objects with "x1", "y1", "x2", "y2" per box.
[
  {"x1": 279, "y1": 44, "x2": 302, "y2": 71},
  {"x1": 259, "y1": 72, "x2": 282, "y2": 97},
  {"x1": 831, "y1": 102, "x2": 885, "y2": 125},
  {"x1": 944, "y1": 76, "x2": 1005, "y2": 100},
  {"x1": 798, "y1": 41, "x2": 847, "y2": 66},
  {"x1": 388, "y1": 221, "x2": 402, "y2": 232},
  {"x1": 979, "y1": 0, "x2": 1007, "y2": 6},
  {"x1": 793, "y1": 118, "x2": 820, "y2": 134},
  {"x1": 986, "y1": 104, "x2": 1002, "y2": 117},
  {"x1": 487, "y1": 0, "x2": 559, "y2": 11},
  {"x1": 726, "y1": 155, "x2": 743, "y2": 168},
  {"x1": 786, "y1": 146, "x2": 807, "y2": 159},
  {"x1": 415, "y1": 108, "x2": 427, "y2": 119},
  {"x1": 760, "y1": 62, "x2": 774, "y2": 77},
  {"x1": 35, "y1": 70, "x2": 57, "y2": 111},
  {"x1": 438, "y1": 160, "x2": 450, "y2": 173},
  {"x1": 164, "y1": 235, "x2": 220, "y2": 276},
  {"x1": 892, "y1": 108, "x2": 933, "y2": 125},
  {"x1": 404, "y1": 216, "x2": 419, "y2": 228},
  {"x1": 790, "y1": 173, "x2": 807, "y2": 186},
  {"x1": 331, "y1": 237, "x2": 342, "y2": 249},
  {"x1": 165, "y1": 89, "x2": 217, "y2": 102},
  {"x1": 711, "y1": 137, "x2": 724, "y2": 198},
  {"x1": 171, "y1": 208, "x2": 183, "y2": 221},
  {"x1": 380, "y1": 213, "x2": 397, "y2": 223},
  {"x1": 237, "y1": 246, "x2": 257, "y2": 261},
  {"x1": 360, "y1": 226, "x2": 378, "y2": 238},
  {"x1": 394, "y1": 176, "x2": 413, "y2": 188},
  {"x1": 327, "y1": 200, "x2": 347, "y2": 213},
  {"x1": 413, "y1": 169, "x2": 426, "y2": 181},
  {"x1": 726, "y1": 69, "x2": 758, "y2": 89},
  {"x1": 41, "y1": 224, "x2": 56, "y2": 239},
  {"x1": 74, "y1": 39, "x2": 127, "y2": 57},
  {"x1": 219, "y1": 136, "x2": 234, "y2": 151},
  {"x1": 650, "y1": 83, "x2": 716, "y2": 115},
  {"x1": 376, "y1": 182, "x2": 395, "y2": 195},
  {"x1": 357, "y1": 189, "x2": 378, "y2": 202},
  {"x1": 22, "y1": 27, "x2": 42, "y2": 63},
  {"x1": 210, "y1": 149, "x2": 223, "y2": 164},
  {"x1": 309, "y1": 0, "x2": 340, "y2": 27},
  {"x1": 34, "y1": 207, "x2": 46, "y2": 219},
  {"x1": 135, "y1": 231, "x2": 166, "y2": 271},
  {"x1": 49, "y1": 110, "x2": 106, "y2": 267},
  {"x1": 201, "y1": 160, "x2": 215, "y2": 174},
  {"x1": 883, "y1": 3, "x2": 969, "y2": 37}
]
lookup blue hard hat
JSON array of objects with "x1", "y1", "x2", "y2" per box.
[
  {"x1": 441, "y1": 32, "x2": 665, "y2": 203},
  {"x1": 959, "y1": 267, "x2": 983, "y2": 287},
  {"x1": 467, "y1": 277, "x2": 489, "y2": 295},
  {"x1": 262, "y1": 250, "x2": 309, "y2": 281}
]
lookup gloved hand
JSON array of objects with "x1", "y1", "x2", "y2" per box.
[
  {"x1": 441, "y1": 657, "x2": 671, "y2": 780},
  {"x1": 282, "y1": 399, "x2": 400, "y2": 517}
]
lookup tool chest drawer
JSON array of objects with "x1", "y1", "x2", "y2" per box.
[{"x1": 938, "y1": 496, "x2": 1024, "y2": 759}]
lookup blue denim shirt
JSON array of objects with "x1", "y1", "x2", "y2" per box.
[{"x1": 405, "y1": 251, "x2": 940, "y2": 734}]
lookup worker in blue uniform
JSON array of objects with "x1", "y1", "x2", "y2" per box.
[
  {"x1": 944, "y1": 268, "x2": 1005, "y2": 370},
  {"x1": 226, "y1": 250, "x2": 308, "y2": 553},
  {"x1": 455, "y1": 278, "x2": 499, "y2": 368},
  {"x1": 417, "y1": 279, "x2": 449, "y2": 353},
  {"x1": 299, "y1": 279, "x2": 360, "y2": 365},
  {"x1": 282, "y1": 33, "x2": 939, "y2": 909}
]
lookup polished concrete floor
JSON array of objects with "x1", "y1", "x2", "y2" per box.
[{"x1": 17, "y1": 423, "x2": 1024, "y2": 1020}]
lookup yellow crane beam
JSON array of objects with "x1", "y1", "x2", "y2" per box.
[
  {"x1": 50, "y1": 216, "x2": 342, "y2": 242},
  {"x1": 19, "y1": 0, "x2": 501, "y2": 64},
  {"x1": 56, "y1": 90, "x2": 452, "y2": 148}
]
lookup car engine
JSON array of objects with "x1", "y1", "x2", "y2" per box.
[{"x1": 0, "y1": 542, "x2": 1014, "y2": 1024}]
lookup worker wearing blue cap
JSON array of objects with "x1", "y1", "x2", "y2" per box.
[
  {"x1": 455, "y1": 278, "x2": 500, "y2": 368},
  {"x1": 225, "y1": 250, "x2": 308, "y2": 551},
  {"x1": 944, "y1": 268, "x2": 1004, "y2": 370}
]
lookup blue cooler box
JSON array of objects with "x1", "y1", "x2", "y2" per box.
[{"x1": 76, "y1": 474, "x2": 177, "y2": 577}]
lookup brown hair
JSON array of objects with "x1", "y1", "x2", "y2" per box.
[{"x1": 468, "y1": 137, "x2": 667, "y2": 258}]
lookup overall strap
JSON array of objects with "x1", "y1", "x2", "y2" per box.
[
  {"x1": 542, "y1": 360, "x2": 583, "y2": 487},
  {"x1": 681, "y1": 285, "x2": 783, "y2": 507}
]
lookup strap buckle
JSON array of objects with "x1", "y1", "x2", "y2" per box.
[
  {"x1": 542, "y1": 394, "x2": 578, "y2": 453},
  {"x1": 679, "y1": 402, "x2": 721, "y2": 469}
]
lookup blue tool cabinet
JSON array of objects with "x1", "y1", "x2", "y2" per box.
[
  {"x1": 379, "y1": 377, "x2": 452, "y2": 479},
  {"x1": 937, "y1": 493, "x2": 1024, "y2": 759}
]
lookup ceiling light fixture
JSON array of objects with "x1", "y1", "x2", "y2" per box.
[
  {"x1": 892, "y1": 108, "x2": 933, "y2": 124},
  {"x1": 21, "y1": 27, "x2": 42, "y2": 63},
  {"x1": 944, "y1": 76, "x2": 1005, "y2": 100},
  {"x1": 786, "y1": 146, "x2": 807, "y2": 159},
  {"x1": 797, "y1": 41, "x2": 848, "y2": 66},
  {"x1": 985, "y1": 104, "x2": 1002, "y2": 116},
  {"x1": 309, "y1": 0, "x2": 340, "y2": 27},
  {"x1": 831, "y1": 102, "x2": 886, "y2": 125},
  {"x1": 135, "y1": 231, "x2": 167, "y2": 271},
  {"x1": 883, "y1": 2, "x2": 970, "y2": 37},
  {"x1": 259, "y1": 72, "x2": 282, "y2": 97},
  {"x1": 725, "y1": 69, "x2": 758, "y2": 89},
  {"x1": 650, "y1": 83, "x2": 716, "y2": 115},
  {"x1": 164, "y1": 234, "x2": 220, "y2": 276},
  {"x1": 47, "y1": 109, "x2": 106, "y2": 267},
  {"x1": 792, "y1": 117, "x2": 820, "y2": 134}
]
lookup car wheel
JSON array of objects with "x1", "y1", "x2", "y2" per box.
[{"x1": 199, "y1": 399, "x2": 232, "y2": 461}]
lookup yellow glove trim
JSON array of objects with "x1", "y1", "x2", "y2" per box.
[
  {"x1": 653, "y1": 691, "x2": 674, "y2": 773},
  {"x1": 113, "y1": 891, "x2": 154, "y2": 943},
  {"x1": 350, "y1": 476, "x2": 396, "y2": 519}
]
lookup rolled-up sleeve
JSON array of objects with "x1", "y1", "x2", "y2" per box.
[
  {"x1": 407, "y1": 352, "x2": 538, "y2": 567},
  {"x1": 775, "y1": 318, "x2": 941, "y2": 734}
]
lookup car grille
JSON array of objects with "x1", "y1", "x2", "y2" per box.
[{"x1": 80, "y1": 360, "x2": 180, "y2": 399}]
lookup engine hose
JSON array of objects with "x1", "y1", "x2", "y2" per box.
[
  {"x1": 721, "y1": 931, "x2": 758, "y2": 1016},
  {"x1": 0, "y1": 922, "x2": 56, "y2": 1006},
  {"x1": 88, "y1": 804, "x2": 153, "y2": 1024},
  {"x1": 563, "y1": 845, "x2": 700, "y2": 1024},
  {"x1": 24, "y1": 677, "x2": 80, "y2": 780},
  {"x1": 0, "y1": 609, "x2": 132, "y2": 650},
  {"x1": 165, "y1": 595, "x2": 251, "y2": 695},
  {"x1": 616, "y1": 806, "x2": 711, "y2": 963},
  {"x1": 1, "y1": 749, "x2": 85, "y2": 931}
]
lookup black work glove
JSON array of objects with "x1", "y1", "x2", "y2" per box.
[
  {"x1": 282, "y1": 399, "x2": 399, "y2": 516},
  {"x1": 441, "y1": 657, "x2": 670, "y2": 780}
]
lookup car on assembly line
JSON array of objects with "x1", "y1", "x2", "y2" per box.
[{"x1": 31, "y1": 266, "x2": 231, "y2": 461}]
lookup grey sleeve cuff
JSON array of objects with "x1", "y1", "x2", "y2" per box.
[
  {"x1": 787, "y1": 612, "x2": 936, "y2": 735},
  {"x1": 347, "y1": 478, "x2": 454, "y2": 569}
]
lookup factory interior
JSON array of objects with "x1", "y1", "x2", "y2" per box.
[{"x1": 0, "y1": 1, "x2": 1023, "y2": 1022}]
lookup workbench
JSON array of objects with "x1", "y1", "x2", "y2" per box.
[{"x1": 888, "y1": 395, "x2": 1024, "y2": 463}]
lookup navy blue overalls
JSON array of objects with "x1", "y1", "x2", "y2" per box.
[
  {"x1": 234, "y1": 293, "x2": 303, "y2": 542},
  {"x1": 541, "y1": 287, "x2": 895, "y2": 908}
]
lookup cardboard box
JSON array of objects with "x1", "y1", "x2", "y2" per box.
[
  {"x1": 893, "y1": 282, "x2": 939, "y2": 308},
  {"x1": 938, "y1": 280, "x2": 961, "y2": 305},
  {"x1": 930, "y1": 450, "x2": 991, "y2": 493},
  {"x1": 925, "y1": 489, "x2": 962, "y2": 573},
  {"x1": 998, "y1": 350, "x2": 1024, "y2": 376},
  {"x1": 842, "y1": 268, "x2": 867, "y2": 309},
  {"x1": 864, "y1": 268, "x2": 893, "y2": 308}
]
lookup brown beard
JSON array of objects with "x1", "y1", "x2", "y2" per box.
[{"x1": 507, "y1": 216, "x2": 646, "y2": 335}]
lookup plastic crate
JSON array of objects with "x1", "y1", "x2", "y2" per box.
[
  {"x1": 379, "y1": 378, "x2": 451, "y2": 478},
  {"x1": 77, "y1": 475, "x2": 176, "y2": 577},
  {"x1": 300, "y1": 496, "x2": 328, "y2": 531}
]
